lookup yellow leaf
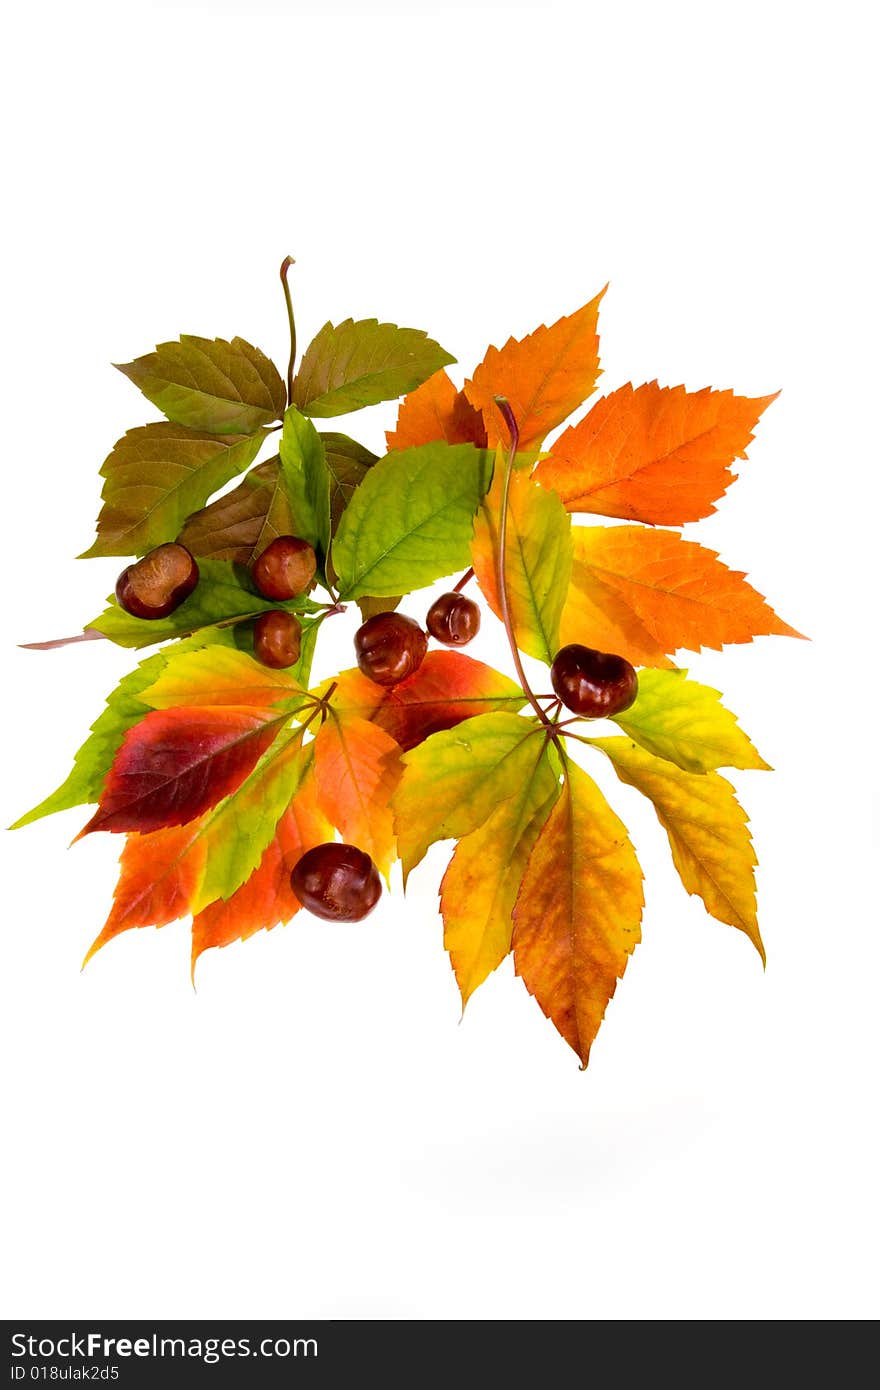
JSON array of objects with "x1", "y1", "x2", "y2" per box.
[{"x1": 590, "y1": 737, "x2": 764, "y2": 961}]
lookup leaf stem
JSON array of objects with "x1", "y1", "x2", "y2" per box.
[
  {"x1": 280, "y1": 255, "x2": 297, "y2": 407},
  {"x1": 493, "y1": 396, "x2": 555, "y2": 734}
]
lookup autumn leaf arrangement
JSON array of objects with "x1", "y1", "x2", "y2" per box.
[{"x1": 12, "y1": 257, "x2": 804, "y2": 1068}]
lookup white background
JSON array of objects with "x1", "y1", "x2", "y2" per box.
[{"x1": 2, "y1": 0, "x2": 877, "y2": 1322}]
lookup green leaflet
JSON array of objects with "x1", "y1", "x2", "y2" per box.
[
  {"x1": 177, "y1": 457, "x2": 296, "y2": 566},
  {"x1": 10, "y1": 628, "x2": 238, "y2": 828},
  {"x1": 611, "y1": 668, "x2": 771, "y2": 774},
  {"x1": 192, "y1": 731, "x2": 312, "y2": 913},
  {"x1": 89, "y1": 559, "x2": 319, "y2": 649},
  {"x1": 391, "y1": 711, "x2": 549, "y2": 882},
  {"x1": 116, "y1": 335, "x2": 286, "y2": 434},
  {"x1": 278, "y1": 407, "x2": 332, "y2": 567},
  {"x1": 331, "y1": 442, "x2": 493, "y2": 599},
  {"x1": 292, "y1": 319, "x2": 455, "y2": 417},
  {"x1": 81, "y1": 423, "x2": 267, "y2": 558}
]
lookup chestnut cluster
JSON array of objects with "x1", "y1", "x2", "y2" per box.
[
  {"x1": 353, "y1": 590, "x2": 480, "y2": 688},
  {"x1": 115, "y1": 534, "x2": 316, "y2": 670}
]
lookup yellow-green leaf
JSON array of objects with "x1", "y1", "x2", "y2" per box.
[
  {"x1": 139, "y1": 646, "x2": 308, "y2": 712},
  {"x1": 471, "y1": 451, "x2": 573, "y2": 664},
  {"x1": 392, "y1": 711, "x2": 547, "y2": 882},
  {"x1": 612, "y1": 668, "x2": 771, "y2": 773},
  {"x1": 440, "y1": 744, "x2": 560, "y2": 1006}
]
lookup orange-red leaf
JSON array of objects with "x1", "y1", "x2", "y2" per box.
[
  {"x1": 84, "y1": 731, "x2": 312, "y2": 962},
  {"x1": 512, "y1": 760, "x2": 644, "y2": 1068},
  {"x1": 316, "y1": 651, "x2": 524, "y2": 752},
  {"x1": 190, "y1": 768, "x2": 332, "y2": 972},
  {"x1": 313, "y1": 713, "x2": 402, "y2": 875},
  {"x1": 463, "y1": 290, "x2": 605, "y2": 450},
  {"x1": 87, "y1": 820, "x2": 210, "y2": 961},
  {"x1": 569, "y1": 525, "x2": 804, "y2": 655},
  {"x1": 385, "y1": 370, "x2": 487, "y2": 451},
  {"x1": 78, "y1": 706, "x2": 287, "y2": 836},
  {"x1": 535, "y1": 382, "x2": 780, "y2": 524}
]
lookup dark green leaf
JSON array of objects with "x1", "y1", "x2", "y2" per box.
[
  {"x1": 81, "y1": 423, "x2": 268, "y2": 558},
  {"x1": 278, "y1": 407, "x2": 331, "y2": 564},
  {"x1": 116, "y1": 336, "x2": 286, "y2": 434},
  {"x1": 292, "y1": 319, "x2": 455, "y2": 417},
  {"x1": 331, "y1": 442, "x2": 493, "y2": 599}
]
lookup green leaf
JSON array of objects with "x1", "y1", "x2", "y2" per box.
[
  {"x1": 81, "y1": 423, "x2": 267, "y2": 558},
  {"x1": 612, "y1": 668, "x2": 772, "y2": 774},
  {"x1": 88, "y1": 559, "x2": 319, "y2": 649},
  {"x1": 177, "y1": 458, "x2": 296, "y2": 565},
  {"x1": 10, "y1": 628, "x2": 237, "y2": 828},
  {"x1": 116, "y1": 336, "x2": 286, "y2": 434},
  {"x1": 392, "y1": 711, "x2": 548, "y2": 882},
  {"x1": 321, "y1": 432, "x2": 379, "y2": 533},
  {"x1": 331, "y1": 442, "x2": 493, "y2": 599},
  {"x1": 292, "y1": 319, "x2": 455, "y2": 417},
  {"x1": 278, "y1": 407, "x2": 331, "y2": 564},
  {"x1": 193, "y1": 731, "x2": 311, "y2": 913}
]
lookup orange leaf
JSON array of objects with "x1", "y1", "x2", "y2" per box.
[
  {"x1": 190, "y1": 769, "x2": 332, "y2": 972},
  {"x1": 570, "y1": 525, "x2": 804, "y2": 654},
  {"x1": 463, "y1": 289, "x2": 605, "y2": 450},
  {"x1": 559, "y1": 561, "x2": 674, "y2": 669},
  {"x1": 85, "y1": 820, "x2": 209, "y2": 965},
  {"x1": 535, "y1": 382, "x2": 780, "y2": 524},
  {"x1": 512, "y1": 761, "x2": 644, "y2": 1068},
  {"x1": 313, "y1": 714, "x2": 402, "y2": 875},
  {"x1": 315, "y1": 651, "x2": 524, "y2": 751},
  {"x1": 385, "y1": 370, "x2": 487, "y2": 451}
]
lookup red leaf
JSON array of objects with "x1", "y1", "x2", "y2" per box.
[
  {"x1": 319, "y1": 651, "x2": 524, "y2": 752},
  {"x1": 78, "y1": 705, "x2": 287, "y2": 835}
]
